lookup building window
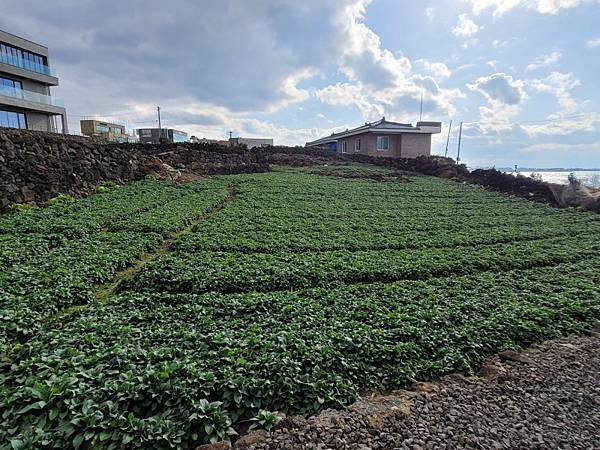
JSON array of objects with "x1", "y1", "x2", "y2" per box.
[
  {"x1": 171, "y1": 131, "x2": 188, "y2": 143},
  {"x1": 0, "y1": 110, "x2": 27, "y2": 129},
  {"x1": 377, "y1": 136, "x2": 389, "y2": 151},
  {"x1": 96, "y1": 124, "x2": 110, "y2": 133},
  {"x1": 355, "y1": 138, "x2": 361, "y2": 152},
  {"x1": 0, "y1": 42, "x2": 48, "y2": 75},
  {"x1": 0, "y1": 76, "x2": 23, "y2": 91},
  {"x1": 341, "y1": 141, "x2": 348, "y2": 153}
]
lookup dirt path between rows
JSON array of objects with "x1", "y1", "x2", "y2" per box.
[
  {"x1": 232, "y1": 333, "x2": 600, "y2": 450},
  {"x1": 93, "y1": 184, "x2": 237, "y2": 302}
]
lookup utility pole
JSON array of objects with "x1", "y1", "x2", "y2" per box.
[
  {"x1": 157, "y1": 106, "x2": 162, "y2": 142},
  {"x1": 457, "y1": 121, "x2": 463, "y2": 164},
  {"x1": 444, "y1": 120, "x2": 453, "y2": 158}
]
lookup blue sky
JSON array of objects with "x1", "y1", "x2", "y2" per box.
[{"x1": 2, "y1": 0, "x2": 599, "y2": 167}]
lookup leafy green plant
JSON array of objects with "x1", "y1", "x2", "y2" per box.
[
  {"x1": 0, "y1": 168, "x2": 598, "y2": 449},
  {"x1": 249, "y1": 410, "x2": 281, "y2": 431},
  {"x1": 47, "y1": 193, "x2": 75, "y2": 206},
  {"x1": 6, "y1": 203, "x2": 35, "y2": 213}
]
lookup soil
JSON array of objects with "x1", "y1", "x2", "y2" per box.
[{"x1": 233, "y1": 334, "x2": 600, "y2": 450}]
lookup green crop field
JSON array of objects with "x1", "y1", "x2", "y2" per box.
[{"x1": 1, "y1": 166, "x2": 599, "y2": 449}]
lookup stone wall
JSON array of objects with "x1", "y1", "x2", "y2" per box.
[
  {"x1": 1, "y1": 129, "x2": 597, "y2": 213},
  {"x1": 0, "y1": 129, "x2": 146, "y2": 209},
  {"x1": 0, "y1": 129, "x2": 268, "y2": 210}
]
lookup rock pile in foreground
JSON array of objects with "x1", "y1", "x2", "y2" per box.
[{"x1": 234, "y1": 334, "x2": 599, "y2": 450}]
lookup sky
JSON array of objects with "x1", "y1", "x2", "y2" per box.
[{"x1": 1, "y1": 0, "x2": 599, "y2": 168}]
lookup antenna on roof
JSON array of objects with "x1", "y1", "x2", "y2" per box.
[
  {"x1": 444, "y1": 120, "x2": 453, "y2": 158},
  {"x1": 456, "y1": 121, "x2": 463, "y2": 164}
]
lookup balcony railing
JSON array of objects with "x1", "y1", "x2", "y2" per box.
[
  {"x1": 0, "y1": 51, "x2": 57, "y2": 77},
  {"x1": 0, "y1": 85, "x2": 64, "y2": 107}
]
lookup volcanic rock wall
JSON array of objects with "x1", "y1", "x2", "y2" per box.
[
  {"x1": 1, "y1": 129, "x2": 597, "y2": 212},
  {"x1": 0, "y1": 129, "x2": 146, "y2": 209},
  {"x1": 0, "y1": 129, "x2": 268, "y2": 210}
]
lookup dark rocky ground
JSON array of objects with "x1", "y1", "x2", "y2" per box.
[{"x1": 230, "y1": 334, "x2": 599, "y2": 450}]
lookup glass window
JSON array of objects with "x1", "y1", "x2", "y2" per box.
[
  {"x1": 376, "y1": 136, "x2": 389, "y2": 151},
  {"x1": 17, "y1": 112, "x2": 27, "y2": 129},
  {"x1": 0, "y1": 110, "x2": 9, "y2": 127},
  {"x1": 172, "y1": 131, "x2": 188, "y2": 143},
  {"x1": 0, "y1": 41, "x2": 47, "y2": 74},
  {"x1": 355, "y1": 138, "x2": 361, "y2": 152},
  {"x1": 0, "y1": 76, "x2": 22, "y2": 90},
  {"x1": 7, "y1": 112, "x2": 19, "y2": 128},
  {"x1": 341, "y1": 141, "x2": 348, "y2": 153}
]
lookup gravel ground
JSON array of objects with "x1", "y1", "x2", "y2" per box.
[{"x1": 233, "y1": 335, "x2": 600, "y2": 450}]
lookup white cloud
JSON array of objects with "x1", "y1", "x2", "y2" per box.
[
  {"x1": 468, "y1": 73, "x2": 526, "y2": 105},
  {"x1": 456, "y1": 63, "x2": 478, "y2": 72},
  {"x1": 415, "y1": 60, "x2": 452, "y2": 78},
  {"x1": 529, "y1": 72, "x2": 581, "y2": 115},
  {"x1": 526, "y1": 51, "x2": 562, "y2": 71},
  {"x1": 452, "y1": 14, "x2": 480, "y2": 36},
  {"x1": 425, "y1": 7, "x2": 435, "y2": 21},
  {"x1": 520, "y1": 142, "x2": 600, "y2": 152},
  {"x1": 463, "y1": 0, "x2": 600, "y2": 16},
  {"x1": 314, "y1": 2, "x2": 464, "y2": 122},
  {"x1": 2, "y1": 0, "x2": 465, "y2": 141},
  {"x1": 486, "y1": 60, "x2": 499, "y2": 70},
  {"x1": 316, "y1": 113, "x2": 333, "y2": 124},
  {"x1": 587, "y1": 37, "x2": 600, "y2": 48},
  {"x1": 464, "y1": 0, "x2": 524, "y2": 16},
  {"x1": 334, "y1": 1, "x2": 413, "y2": 90},
  {"x1": 315, "y1": 83, "x2": 384, "y2": 121},
  {"x1": 535, "y1": 0, "x2": 599, "y2": 14},
  {"x1": 467, "y1": 73, "x2": 527, "y2": 133}
]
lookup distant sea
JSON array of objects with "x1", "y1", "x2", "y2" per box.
[
  {"x1": 514, "y1": 171, "x2": 600, "y2": 188},
  {"x1": 489, "y1": 169, "x2": 600, "y2": 188}
]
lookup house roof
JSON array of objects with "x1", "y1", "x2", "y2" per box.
[{"x1": 306, "y1": 117, "x2": 442, "y2": 146}]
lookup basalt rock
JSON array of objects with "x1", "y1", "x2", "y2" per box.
[{"x1": 0, "y1": 129, "x2": 268, "y2": 211}]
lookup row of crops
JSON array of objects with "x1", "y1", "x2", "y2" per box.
[
  {"x1": 1, "y1": 168, "x2": 599, "y2": 449},
  {"x1": 0, "y1": 179, "x2": 231, "y2": 348}
]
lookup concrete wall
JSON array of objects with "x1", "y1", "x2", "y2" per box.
[
  {"x1": 401, "y1": 134, "x2": 432, "y2": 158},
  {"x1": 25, "y1": 111, "x2": 51, "y2": 131},
  {"x1": 337, "y1": 133, "x2": 430, "y2": 158},
  {"x1": 20, "y1": 78, "x2": 50, "y2": 95}
]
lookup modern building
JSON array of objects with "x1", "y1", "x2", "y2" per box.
[
  {"x1": 306, "y1": 117, "x2": 442, "y2": 158},
  {"x1": 229, "y1": 137, "x2": 273, "y2": 149},
  {"x1": 80, "y1": 119, "x2": 137, "y2": 143},
  {"x1": 0, "y1": 30, "x2": 67, "y2": 133},
  {"x1": 137, "y1": 128, "x2": 188, "y2": 144}
]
